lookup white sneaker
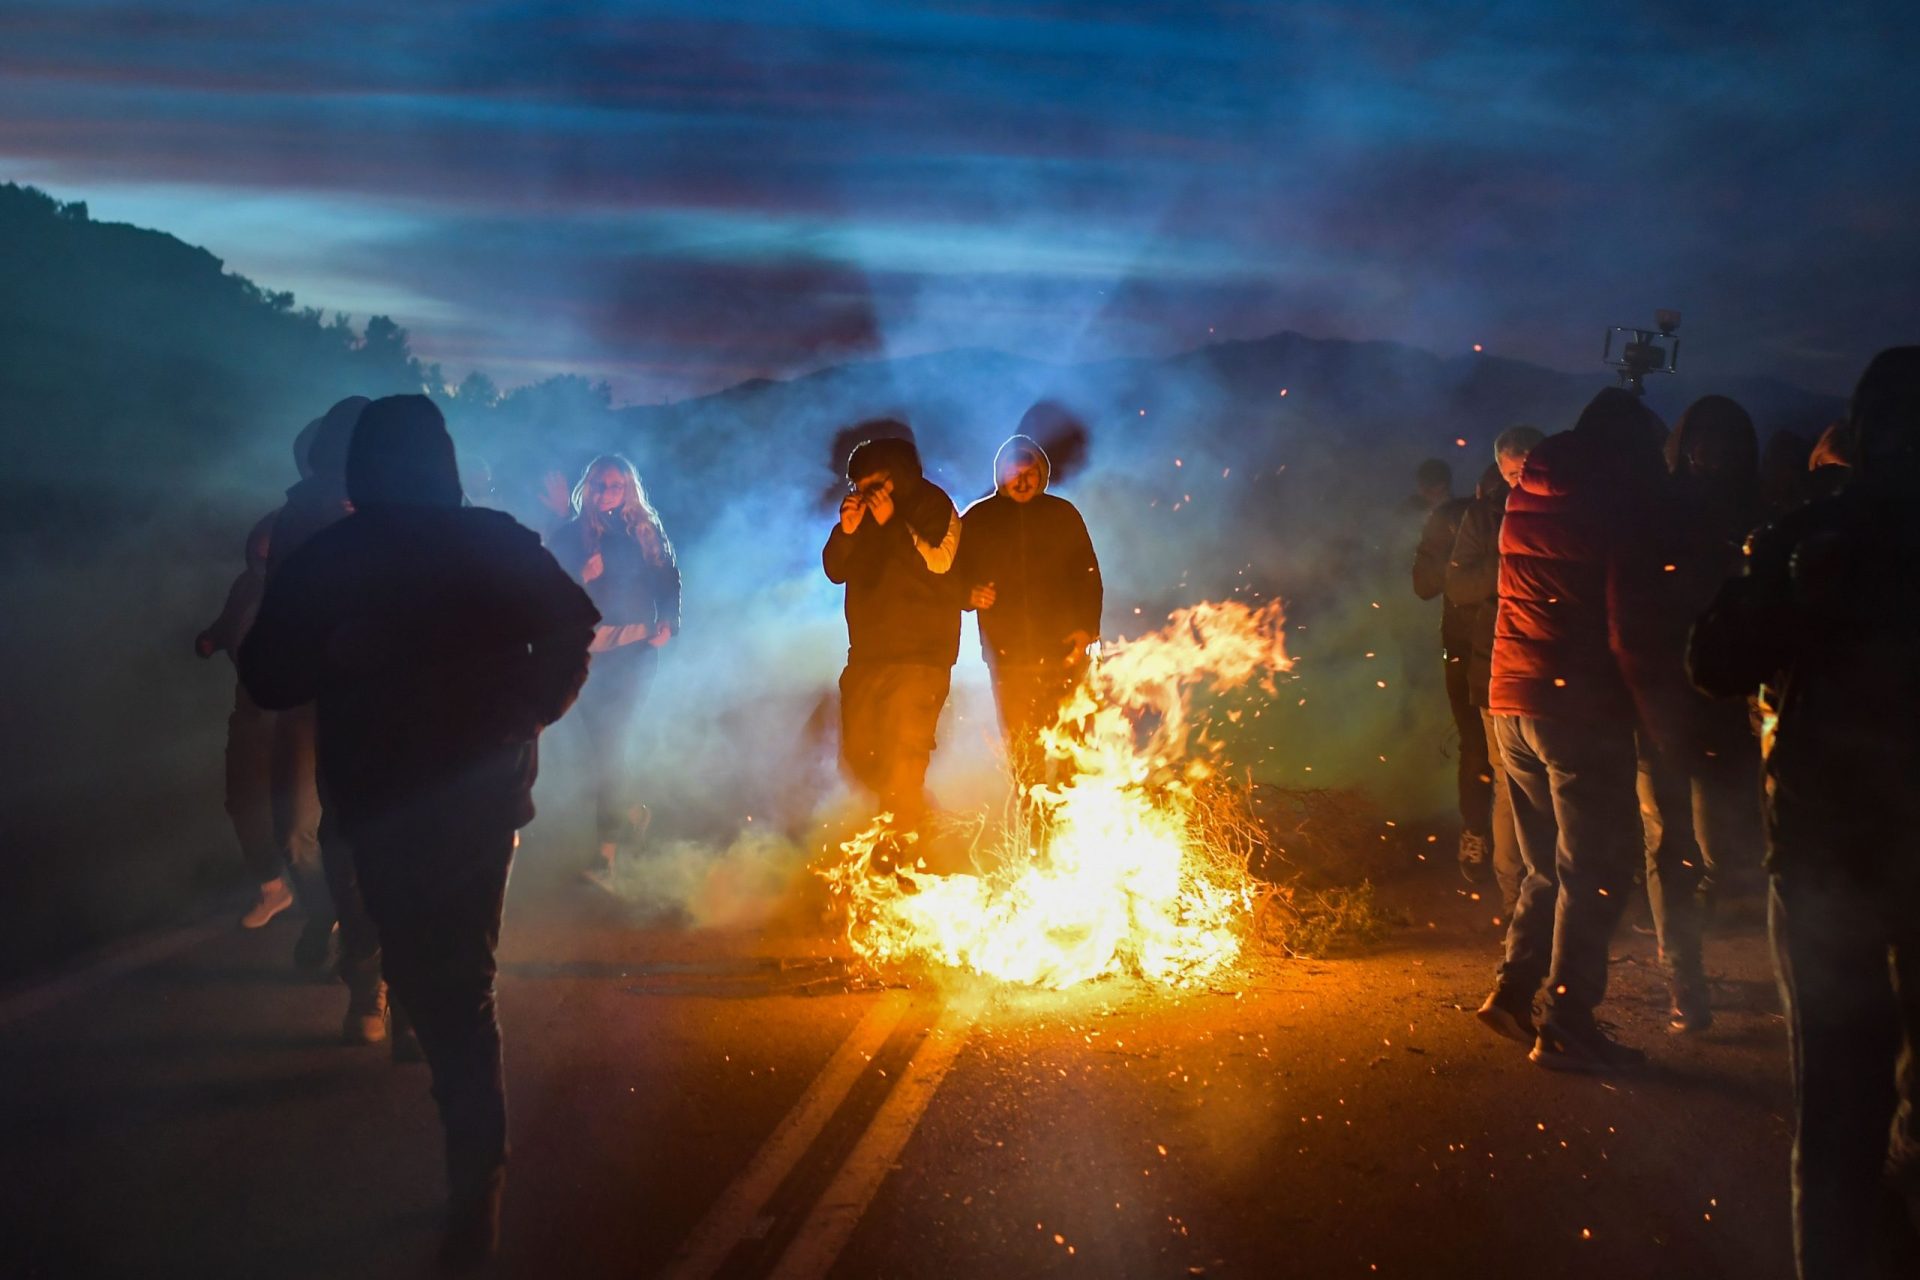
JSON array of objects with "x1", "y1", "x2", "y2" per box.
[{"x1": 239, "y1": 878, "x2": 295, "y2": 929}]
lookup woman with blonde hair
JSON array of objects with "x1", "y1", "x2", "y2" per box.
[{"x1": 547, "y1": 454, "x2": 680, "y2": 885}]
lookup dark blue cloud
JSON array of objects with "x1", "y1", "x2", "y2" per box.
[{"x1": 2, "y1": 0, "x2": 1914, "y2": 398}]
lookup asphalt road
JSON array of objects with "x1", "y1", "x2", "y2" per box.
[{"x1": 0, "y1": 849, "x2": 1796, "y2": 1280}]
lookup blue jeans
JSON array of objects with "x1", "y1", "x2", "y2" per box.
[{"x1": 1493, "y1": 714, "x2": 1640, "y2": 1020}]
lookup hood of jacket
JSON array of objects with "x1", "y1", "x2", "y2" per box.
[
  {"x1": 346, "y1": 394, "x2": 464, "y2": 510},
  {"x1": 993, "y1": 434, "x2": 1051, "y2": 492}
]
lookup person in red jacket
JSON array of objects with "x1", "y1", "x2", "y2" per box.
[{"x1": 1475, "y1": 389, "x2": 1691, "y2": 1072}]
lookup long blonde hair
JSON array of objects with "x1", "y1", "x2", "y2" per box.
[{"x1": 569, "y1": 454, "x2": 673, "y2": 565}]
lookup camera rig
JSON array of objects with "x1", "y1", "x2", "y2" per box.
[{"x1": 1602, "y1": 308, "x2": 1681, "y2": 395}]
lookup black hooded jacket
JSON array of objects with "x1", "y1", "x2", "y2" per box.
[
  {"x1": 1690, "y1": 347, "x2": 1920, "y2": 882},
  {"x1": 954, "y1": 435, "x2": 1103, "y2": 668},
  {"x1": 822, "y1": 438, "x2": 962, "y2": 668},
  {"x1": 239, "y1": 395, "x2": 599, "y2": 835}
]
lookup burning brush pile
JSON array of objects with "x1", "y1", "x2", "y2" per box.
[{"x1": 818, "y1": 599, "x2": 1296, "y2": 990}]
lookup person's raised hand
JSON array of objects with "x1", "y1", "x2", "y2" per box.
[
  {"x1": 539, "y1": 470, "x2": 572, "y2": 517},
  {"x1": 582, "y1": 552, "x2": 604, "y2": 583},
  {"x1": 969, "y1": 582, "x2": 997, "y2": 610},
  {"x1": 839, "y1": 493, "x2": 866, "y2": 535},
  {"x1": 865, "y1": 485, "x2": 895, "y2": 526}
]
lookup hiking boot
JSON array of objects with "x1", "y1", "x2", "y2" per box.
[
  {"x1": 1457, "y1": 831, "x2": 1490, "y2": 883},
  {"x1": 294, "y1": 919, "x2": 339, "y2": 970},
  {"x1": 1475, "y1": 988, "x2": 1537, "y2": 1044},
  {"x1": 1668, "y1": 980, "x2": 1713, "y2": 1035},
  {"x1": 239, "y1": 878, "x2": 295, "y2": 929},
  {"x1": 439, "y1": 1173, "x2": 504, "y2": 1272},
  {"x1": 390, "y1": 1000, "x2": 426, "y2": 1064},
  {"x1": 1530, "y1": 1013, "x2": 1646, "y2": 1074},
  {"x1": 342, "y1": 980, "x2": 389, "y2": 1046}
]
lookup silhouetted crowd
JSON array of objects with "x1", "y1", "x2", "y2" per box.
[
  {"x1": 1399, "y1": 350, "x2": 1920, "y2": 1277},
  {"x1": 193, "y1": 348, "x2": 1918, "y2": 1276}
]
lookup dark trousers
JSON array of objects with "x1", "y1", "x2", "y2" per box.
[
  {"x1": 1494, "y1": 714, "x2": 1640, "y2": 1020},
  {"x1": 224, "y1": 683, "x2": 280, "y2": 884},
  {"x1": 988, "y1": 660, "x2": 1079, "y2": 786},
  {"x1": 1636, "y1": 739, "x2": 1706, "y2": 988},
  {"x1": 1446, "y1": 656, "x2": 1492, "y2": 839},
  {"x1": 1770, "y1": 867, "x2": 1920, "y2": 1279},
  {"x1": 317, "y1": 810, "x2": 384, "y2": 1005},
  {"x1": 839, "y1": 662, "x2": 951, "y2": 831},
  {"x1": 354, "y1": 817, "x2": 517, "y2": 1204},
  {"x1": 575, "y1": 644, "x2": 657, "y2": 843}
]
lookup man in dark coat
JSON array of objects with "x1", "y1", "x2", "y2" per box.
[
  {"x1": 1443, "y1": 426, "x2": 1543, "y2": 913},
  {"x1": 823, "y1": 429, "x2": 962, "y2": 840},
  {"x1": 1690, "y1": 347, "x2": 1920, "y2": 1280},
  {"x1": 956, "y1": 432, "x2": 1103, "y2": 781},
  {"x1": 240, "y1": 395, "x2": 598, "y2": 1267},
  {"x1": 1411, "y1": 474, "x2": 1488, "y2": 880},
  {"x1": 1476, "y1": 389, "x2": 1692, "y2": 1072}
]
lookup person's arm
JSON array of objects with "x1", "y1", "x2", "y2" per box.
[
  {"x1": 512, "y1": 540, "x2": 600, "y2": 728},
  {"x1": 1444, "y1": 503, "x2": 1499, "y2": 609},
  {"x1": 1411, "y1": 503, "x2": 1456, "y2": 600},
  {"x1": 237, "y1": 553, "x2": 326, "y2": 710},
  {"x1": 910, "y1": 501, "x2": 961, "y2": 574},
  {"x1": 198, "y1": 565, "x2": 265, "y2": 658}
]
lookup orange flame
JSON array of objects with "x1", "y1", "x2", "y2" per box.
[{"x1": 819, "y1": 599, "x2": 1291, "y2": 989}]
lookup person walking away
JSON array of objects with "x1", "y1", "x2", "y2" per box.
[
  {"x1": 546, "y1": 455, "x2": 680, "y2": 888},
  {"x1": 1412, "y1": 466, "x2": 1488, "y2": 881},
  {"x1": 1475, "y1": 389, "x2": 1694, "y2": 1072},
  {"x1": 823, "y1": 429, "x2": 962, "y2": 857},
  {"x1": 240, "y1": 395, "x2": 598, "y2": 1267},
  {"x1": 1689, "y1": 347, "x2": 1920, "y2": 1280},
  {"x1": 1443, "y1": 426, "x2": 1543, "y2": 914},
  {"x1": 195, "y1": 506, "x2": 292, "y2": 928},
  {"x1": 956, "y1": 428, "x2": 1103, "y2": 786},
  {"x1": 1657, "y1": 396, "x2": 1768, "y2": 913}
]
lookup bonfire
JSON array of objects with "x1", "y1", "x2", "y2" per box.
[{"x1": 819, "y1": 599, "x2": 1292, "y2": 989}]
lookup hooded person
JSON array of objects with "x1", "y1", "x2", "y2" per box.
[
  {"x1": 823, "y1": 426, "x2": 962, "y2": 843},
  {"x1": 955, "y1": 427, "x2": 1104, "y2": 782},
  {"x1": 239, "y1": 394, "x2": 598, "y2": 1269},
  {"x1": 1443, "y1": 427, "x2": 1544, "y2": 914},
  {"x1": 1478, "y1": 388, "x2": 1695, "y2": 1072},
  {"x1": 1647, "y1": 396, "x2": 1768, "y2": 911},
  {"x1": 195, "y1": 501, "x2": 292, "y2": 928},
  {"x1": 259, "y1": 397, "x2": 369, "y2": 977},
  {"x1": 1690, "y1": 347, "x2": 1920, "y2": 1280}
]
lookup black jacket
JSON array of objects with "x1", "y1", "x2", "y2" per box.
[
  {"x1": 822, "y1": 480, "x2": 962, "y2": 668},
  {"x1": 1413, "y1": 494, "x2": 1474, "y2": 659},
  {"x1": 1443, "y1": 467, "x2": 1508, "y2": 707},
  {"x1": 1689, "y1": 485, "x2": 1920, "y2": 881},
  {"x1": 956, "y1": 489, "x2": 1102, "y2": 668},
  {"x1": 547, "y1": 518, "x2": 682, "y2": 632}
]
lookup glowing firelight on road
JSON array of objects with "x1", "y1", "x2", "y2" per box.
[{"x1": 820, "y1": 599, "x2": 1292, "y2": 989}]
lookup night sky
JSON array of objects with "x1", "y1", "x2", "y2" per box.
[{"x1": 3, "y1": 1, "x2": 1914, "y2": 401}]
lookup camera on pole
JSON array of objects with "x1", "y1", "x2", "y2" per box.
[{"x1": 1602, "y1": 309, "x2": 1681, "y2": 396}]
